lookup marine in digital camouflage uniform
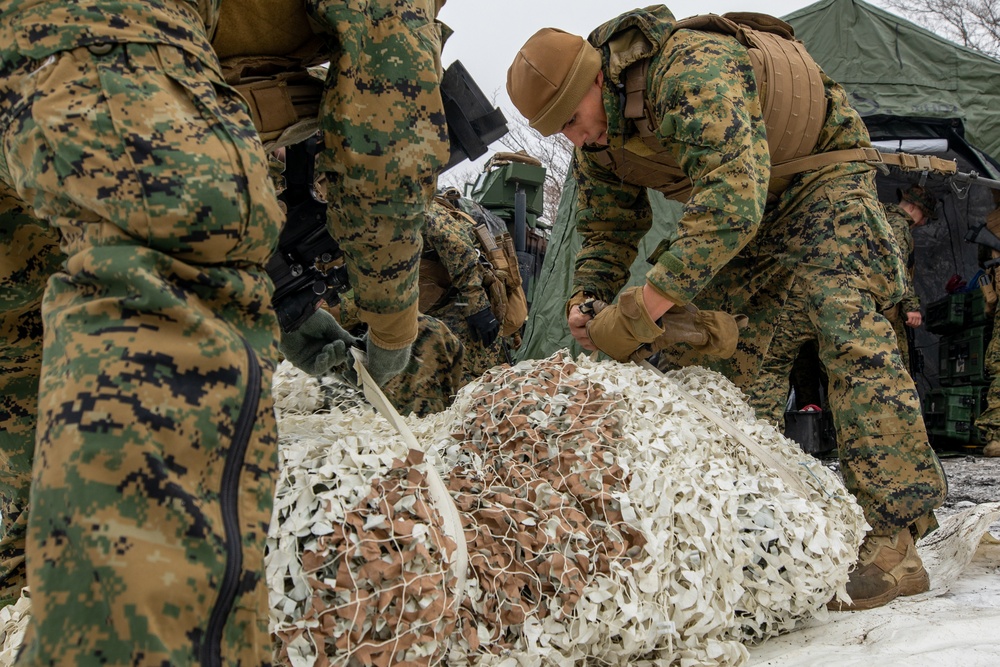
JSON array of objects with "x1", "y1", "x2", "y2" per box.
[
  {"x1": 975, "y1": 199, "x2": 1000, "y2": 457},
  {"x1": 0, "y1": 0, "x2": 447, "y2": 663},
  {"x1": 507, "y1": 5, "x2": 946, "y2": 611},
  {"x1": 327, "y1": 195, "x2": 517, "y2": 416},
  {"x1": 881, "y1": 188, "x2": 932, "y2": 369},
  {"x1": 421, "y1": 198, "x2": 511, "y2": 383}
]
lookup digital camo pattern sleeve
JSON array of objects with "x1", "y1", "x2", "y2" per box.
[
  {"x1": 882, "y1": 202, "x2": 920, "y2": 313},
  {"x1": 644, "y1": 30, "x2": 769, "y2": 304},
  {"x1": 307, "y1": 0, "x2": 450, "y2": 348},
  {"x1": 423, "y1": 202, "x2": 492, "y2": 317},
  {"x1": 576, "y1": 29, "x2": 770, "y2": 307},
  {"x1": 0, "y1": 1, "x2": 218, "y2": 64},
  {"x1": 571, "y1": 152, "x2": 653, "y2": 305}
]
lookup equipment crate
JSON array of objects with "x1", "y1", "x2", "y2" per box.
[
  {"x1": 967, "y1": 290, "x2": 989, "y2": 329},
  {"x1": 924, "y1": 385, "x2": 988, "y2": 444},
  {"x1": 925, "y1": 291, "x2": 989, "y2": 335},
  {"x1": 926, "y1": 293, "x2": 966, "y2": 334},
  {"x1": 470, "y1": 161, "x2": 546, "y2": 216},
  {"x1": 938, "y1": 324, "x2": 991, "y2": 386}
]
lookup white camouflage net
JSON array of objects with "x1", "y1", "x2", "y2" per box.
[{"x1": 268, "y1": 351, "x2": 868, "y2": 666}]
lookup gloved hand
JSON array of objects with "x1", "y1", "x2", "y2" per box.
[
  {"x1": 363, "y1": 337, "x2": 412, "y2": 387},
  {"x1": 644, "y1": 304, "x2": 748, "y2": 359},
  {"x1": 466, "y1": 307, "x2": 501, "y2": 347},
  {"x1": 585, "y1": 286, "x2": 664, "y2": 362},
  {"x1": 278, "y1": 308, "x2": 359, "y2": 376}
]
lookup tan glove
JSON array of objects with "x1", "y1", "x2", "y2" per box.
[
  {"x1": 585, "y1": 286, "x2": 664, "y2": 362},
  {"x1": 645, "y1": 304, "x2": 748, "y2": 359}
]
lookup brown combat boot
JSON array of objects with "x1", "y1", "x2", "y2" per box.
[
  {"x1": 828, "y1": 528, "x2": 929, "y2": 611},
  {"x1": 982, "y1": 441, "x2": 1000, "y2": 457}
]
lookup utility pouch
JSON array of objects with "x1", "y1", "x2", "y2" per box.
[{"x1": 232, "y1": 69, "x2": 324, "y2": 149}]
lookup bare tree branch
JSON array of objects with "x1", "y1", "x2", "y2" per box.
[
  {"x1": 878, "y1": 0, "x2": 1000, "y2": 57},
  {"x1": 437, "y1": 103, "x2": 574, "y2": 225}
]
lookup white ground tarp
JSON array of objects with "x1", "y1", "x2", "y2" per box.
[{"x1": 748, "y1": 503, "x2": 1000, "y2": 667}]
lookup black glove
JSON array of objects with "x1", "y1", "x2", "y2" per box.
[
  {"x1": 278, "y1": 308, "x2": 359, "y2": 376},
  {"x1": 466, "y1": 307, "x2": 500, "y2": 347}
]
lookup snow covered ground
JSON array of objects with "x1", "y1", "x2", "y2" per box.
[{"x1": 748, "y1": 502, "x2": 1000, "y2": 667}]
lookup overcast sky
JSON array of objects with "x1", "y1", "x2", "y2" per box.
[{"x1": 437, "y1": 0, "x2": 823, "y2": 121}]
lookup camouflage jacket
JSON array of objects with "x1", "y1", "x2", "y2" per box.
[
  {"x1": 0, "y1": 1, "x2": 219, "y2": 67},
  {"x1": 1, "y1": 0, "x2": 449, "y2": 348},
  {"x1": 571, "y1": 5, "x2": 879, "y2": 307},
  {"x1": 882, "y1": 202, "x2": 920, "y2": 313},
  {"x1": 422, "y1": 199, "x2": 492, "y2": 319}
]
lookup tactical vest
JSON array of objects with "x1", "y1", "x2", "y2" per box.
[
  {"x1": 592, "y1": 13, "x2": 960, "y2": 202},
  {"x1": 591, "y1": 12, "x2": 830, "y2": 201},
  {"x1": 210, "y1": 0, "x2": 328, "y2": 149},
  {"x1": 210, "y1": 0, "x2": 449, "y2": 150},
  {"x1": 419, "y1": 196, "x2": 529, "y2": 338}
]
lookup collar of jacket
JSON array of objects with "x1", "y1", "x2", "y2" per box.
[{"x1": 587, "y1": 5, "x2": 676, "y2": 142}]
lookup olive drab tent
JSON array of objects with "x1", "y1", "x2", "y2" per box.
[
  {"x1": 783, "y1": 0, "x2": 1000, "y2": 451},
  {"x1": 516, "y1": 0, "x2": 1000, "y2": 449}
]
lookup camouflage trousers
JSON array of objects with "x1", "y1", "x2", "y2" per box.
[
  {"x1": 975, "y1": 301, "x2": 1000, "y2": 441},
  {"x1": 669, "y1": 174, "x2": 947, "y2": 537},
  {"x1": 744, "y1": 279, "x2": 945, "y2": 536},
  {"x1": 883, "y1": 304, "x2": 912, "y2": 370},
  {"x1": 0, "y1": 42, "x2": 282, "y2": 665},
  {"x1": 382, "y1": 313, "x2": 466, "y2": 417}
]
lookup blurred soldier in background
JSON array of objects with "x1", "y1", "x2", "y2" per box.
[
  {"x1": 329, "y1": 189, "x2": 529, "y2": 415},
  {"x1": 0, "y1": 1, "x2": 447, "y2": 664},
  {"x1": 420, "y1": 191, "x2": 528, "y2": 383},
  {"x1": 506, "y1": 5, "x2": 946, "y2": 612},
  {"x1": 881, "y1": 185, "x2": 935, "y2": 369},
  {"x1": 975, "y1": 198, "x2": 1000, "y2": 457}
]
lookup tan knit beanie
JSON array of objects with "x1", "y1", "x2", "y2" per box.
[{"x1": 506, "y1": 28, "x2": 602, "y2": 137}]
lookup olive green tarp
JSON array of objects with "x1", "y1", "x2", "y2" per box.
[{"x1": 516, "y1": 0, "x2": 1000, "y2": 374}]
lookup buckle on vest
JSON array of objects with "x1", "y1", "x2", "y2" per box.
[{"x1": 860, "y1": 147, "x2": 884, "y2": 164}]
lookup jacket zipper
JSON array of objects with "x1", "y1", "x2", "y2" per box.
[{"x1": 200, "y1": 338, "x2": 261, "y2": 666}]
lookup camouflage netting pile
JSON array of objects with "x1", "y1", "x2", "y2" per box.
[{"x1": 268, "y1": 351, "x2": 867, "y2": 666}]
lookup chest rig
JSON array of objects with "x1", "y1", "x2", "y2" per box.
[
  {"x1": 210, "y1": 0, "x2": 329, "y2": 150},
  {"x1": 591, "y1": 12, "x2": 829, "y2": 202}
]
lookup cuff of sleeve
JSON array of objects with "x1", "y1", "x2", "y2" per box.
[
  {"x1": 466, "y1": 291, "x2": 492, "y2": 318},
  {"x1": 362, "y1": 301, "x2": 419, "y2": 350},
  {"x1": 645, "y1": 259, "x2": 696, "y2": 307},
  {"x1": 566, "y1": 291, "x2": 594, "y2": 319}
]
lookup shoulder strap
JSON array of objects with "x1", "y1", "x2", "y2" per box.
[
  {"x1": 672, "y1": 12, "x2": 796, "y2": 43},
  {"x1": 769, "y1": 148, "x2": 957, "y2": 181}
]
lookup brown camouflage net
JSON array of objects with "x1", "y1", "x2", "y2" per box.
[
  {"x1": 272, "y1": 449, "x2": 459, "y2": 667},
  {"x1": 268, "y1": 351, "x2": 866, "y2": 666},
  {"x1": 447, "y1": 355, "x2": 646, "y2": 650}
]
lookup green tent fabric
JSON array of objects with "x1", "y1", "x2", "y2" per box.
[
  {"x1": 517, "y1": 180, "x2": 681, "y2": 360},
  {"x1": 516, "y1": 0, "x2": 1000, "y2": 364},
  {"x1": 784, "y1": 0, "x2": 1000, "y2": 165}
]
